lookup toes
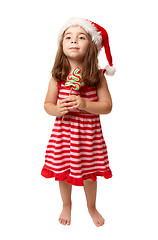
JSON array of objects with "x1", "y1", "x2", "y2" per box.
[
  {"x1": 96, "y1": 220, "x2": 105, "y2": 227},
  {"x1": 58, "y1": 216, "x2": 71, "y2": 226},
  {"x1": 59, "y1": 218, "x2": 64, "y2": 225},
  {"x1": 63, "y1": 220, "x2": 67, "y2": 225},
  {"x1": 61, "y1": 219, "x2": 65, "y2": 225},
  {"x1": 67, "y1": 220, "x2": 71, "y2": 225},
  {"x1": 59, "y1": 218, "x2": 69, "y2": 225},
  {"x1": 96, "y1": 221, "x2": 101, "y2": 227}
]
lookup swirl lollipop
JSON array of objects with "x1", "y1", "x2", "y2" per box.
[{"x1": 62, "y1": 67, "x2": 82, "y2": 121}]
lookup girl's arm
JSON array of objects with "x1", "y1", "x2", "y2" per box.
[
  {"x1": 44, "y1": 77, "x2": 58, "y2": 116},
  {"x1": 84, "y1": 74, "x2": 112, "y2": 115},
  {"x1": 44, "y1": 77, "x2": 69, "y2": 116}
]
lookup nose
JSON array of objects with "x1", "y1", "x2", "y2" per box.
[{"x1": 71, "y1": 39, "x2": 77, "y2": 44}]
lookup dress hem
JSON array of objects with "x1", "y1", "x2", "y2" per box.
[{"x1": 41, "y1": 165, "x2": 112, "y2": 186}]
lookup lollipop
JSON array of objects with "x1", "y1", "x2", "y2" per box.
[{"x1": 62, "y1": 67, "x2": 82, "y2": 121}]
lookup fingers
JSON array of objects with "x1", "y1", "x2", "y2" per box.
[
  {"x1": 58, "y1": 96, "x2": 79, "y2": 116},
  {"x1": 60, "y1": 100, "x2": 77, "y2": 108},
  {"x1": 68, "y1": 104, "x2": 78, "y2": 110},
  {"x1": 64, "y1": 101, "x2": 77, "y2": 107},
  {"x1": 60, "y1": 95, "x2": 78, "y2": 103},
  {"x1": 60, "y1": 106, "x2": 69, "y2": 114}
]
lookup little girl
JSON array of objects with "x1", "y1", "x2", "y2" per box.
[{"x1": 41, "y1": 17, "x2": 115, "y2": 227}]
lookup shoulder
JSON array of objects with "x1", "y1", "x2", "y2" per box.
[
  {"x1": 46, "y1": 76, "x2": 59, "y2": 95},
  {"x1": 44, "y1": 76, "x2": 59, "y2": 104},
  {"x1": 96, "y1": 71, "x2": 112, "y2": 102},
  {"x1": 49, "y1": 76, "x2": 58, "y2": 85},
  {"x1": 97, "y1": 70, "x2": 109, "y2": 90},
  {"x1": 48, "y1": 76, "x2": 60, "y2": 89}
]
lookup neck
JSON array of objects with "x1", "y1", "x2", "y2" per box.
[{"x1": 68, "y1": 58, "x2": 84, "y2": 73}]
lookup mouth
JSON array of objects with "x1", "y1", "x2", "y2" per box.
[{"x1": 69, "y1": 47, "x2": 79, "y2": 50}]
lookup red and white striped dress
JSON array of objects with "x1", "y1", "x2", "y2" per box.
[{"x1": 41, "y1": 80, "x2": 112, "y2": 186}]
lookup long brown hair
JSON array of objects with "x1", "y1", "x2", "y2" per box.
[{"x1": 51, "y1": 33, "x2": 101, "y2": 87}]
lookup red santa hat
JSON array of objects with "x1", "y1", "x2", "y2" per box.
[{"x1": 58, "y1": 17, "x2": 116, "y2": 76}]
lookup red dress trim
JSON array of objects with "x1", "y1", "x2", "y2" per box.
[{"x1": 41, "y1": 165, "x2": 112, "y2": 186}]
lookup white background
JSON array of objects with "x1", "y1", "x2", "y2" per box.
[{"x1": 0, "y1": 0, "x2": 158, "y2": 239}]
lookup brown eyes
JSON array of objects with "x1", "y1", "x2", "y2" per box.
[
  {"x1": 65, "y1": 36, "x2": 71, "y2": 39},
  {"x1": 65, "y1": 36, "x2": 86, "y2": 40},
  {"x1": 79, "y1": 36, "x2": 86, "y2": 40}
]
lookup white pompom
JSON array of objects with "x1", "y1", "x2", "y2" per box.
[{"x1": 104, "y1": 65, "x2": 116, "y2": 76}]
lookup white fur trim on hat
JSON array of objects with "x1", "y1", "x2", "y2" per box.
[
  {"x1": 58, "y1": 17, "x2": 102, "y2": 51},
  {"x1": 104, "y1": 65, "x2": 116, "y2": 76}
]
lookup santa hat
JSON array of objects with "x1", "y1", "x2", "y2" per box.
[{"x1": 58, "y1": 17, "x2": 116, "y2": 76}]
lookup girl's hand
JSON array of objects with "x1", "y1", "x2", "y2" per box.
[
  {"x1": 56, "y1": 101, "x2": 70, "y2": 117},
  {"x1": 60, "y1": 95, "x2": 86, "y2": 111}
]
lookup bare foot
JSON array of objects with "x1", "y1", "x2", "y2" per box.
[
  {"x1": 88, "y1": 207, "x2": 105, "y2": 227},
  {"x1": 58, "y1": 205, "x2": 71, "y2": 226}
]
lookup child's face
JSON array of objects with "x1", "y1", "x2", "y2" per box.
[{"x1": 62, "y1": 26, "x2": 89, "y2": 62}]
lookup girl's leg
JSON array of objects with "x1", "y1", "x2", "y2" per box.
[
  {"x1": 83, "y1": 179, "x2": 105, "y2": 227},
  {"x1": 58, "y1": 180, "x2": 72, "y2": 226}
]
